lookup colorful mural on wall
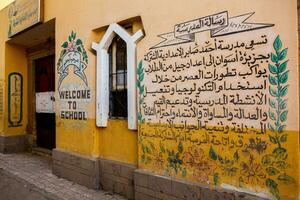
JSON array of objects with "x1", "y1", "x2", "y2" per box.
[
  {"x1": 57, "y1": 31, "x2": 88, "y2": 89},
  {"x1": 57, "y1": 31, "x2": 91, "y2": 124},
  {"x1": 137, "y1": 11, "x2": 298, "y2": 200}
]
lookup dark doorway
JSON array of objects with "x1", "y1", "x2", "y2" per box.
[{"x1": 35, "y1": 55, "x2": 55, "y2": 150}]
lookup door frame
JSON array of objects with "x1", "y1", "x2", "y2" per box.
[{"x1": 27, "y1": 43, "x2": 55, "y2": 147}]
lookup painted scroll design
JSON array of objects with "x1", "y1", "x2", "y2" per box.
[
  {"x1": 57, "y1": 31, "x2": 89, "y2": 89},
  {"x1": 151, "y1": 11, "x2": 274, "y2": 49},
  {"x1": 263, "y1": 35, "x2": 294, "y2": 199},
  {"x1": 8, "y1": 72, "x2": 23, "y2": 127}
]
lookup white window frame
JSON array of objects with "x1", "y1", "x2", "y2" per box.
[{"x1": 92, "y1": 23, "x2": 144, "y2": 130}]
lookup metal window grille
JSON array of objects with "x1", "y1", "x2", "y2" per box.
[{"x1": 108, "y1": 35, "x2": 128, "y2": 118}]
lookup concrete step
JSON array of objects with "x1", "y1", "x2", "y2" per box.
[{"x1": 31, "y1": 147, "x2": 52, "y2": 158}]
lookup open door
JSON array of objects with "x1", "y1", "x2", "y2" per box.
[{"x1": 35, "y1": 55, "x2": 55, "y2": 150}]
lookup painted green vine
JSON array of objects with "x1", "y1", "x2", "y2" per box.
[
  {"x1": 137, "y1": 60, "x2": 145, "y2": 124},
  {"x1": 262, "y1": 35, "x2": 295, "y2": 199}
]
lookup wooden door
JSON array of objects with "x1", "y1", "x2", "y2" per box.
[{"x1": 35, "y1": 55, "x2": 55, "y2": 150}]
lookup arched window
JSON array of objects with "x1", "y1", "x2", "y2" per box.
[
  {"x1": 108, "y1": 35, "x2": 127, "y2": 118},
  {"x1": 92, "y1": 23, "x2": 144, "y2": 130}
]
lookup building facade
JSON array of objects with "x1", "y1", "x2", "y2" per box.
[{"x1": 0, "y1": 0, "x2": 299, "y2": 199}]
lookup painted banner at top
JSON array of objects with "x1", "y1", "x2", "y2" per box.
[
  {"x1": 8, "y1": 0, "x2": 43, "y2": 37},
  {"x1": 151, "y1": 11, "x2": 274, "y2": 49}
]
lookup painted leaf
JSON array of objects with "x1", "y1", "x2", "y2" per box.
[
  {"x1": 279, "y1": 48, "x2": 288, "y2": 61},
  {"x1": 140, "y1": 85, "x2": 145, "y2": 94},
  {"x1": 213, "y1": 173, "x2": 219, "y2": 186},
  {"x1": 266, "y1": 167, "x2": 280, "y2": 176},
  {"x1": 182, "y1": 168, "x2": 187, "y2": 177},
  {"x1": 271, "y1": 53, "x2": 278, "y2": 63},
  {"x1": 139, "y1": 98, "x2": 144, "y2": 105},
  {"x1": 61, "y1": 42, "x2": 68, "y2": 48},
  {"x1": 68, "y1": 35, "x2": 72, "y2": 42},
  {"x1": 76, "y1": 39, "x2": 82, "y2": 45},
  {"x1": 280, "y1": 134, "x2": 288, "y2": 143},
  {"x1": 273, "y1": 35, "x2": 282, "y2": 52},
  {"x1": 266, "y1": 178, "x2": 280, "y2": 200},
  {"x1": 269, "y1": 135, "x2": 277, "y2": 144},
  {"x1": 209, "y1": 146, "x2": 218, "y2": 161},
  {"x1": 268, "y1": 123, "x2": 275, "y2": 132},
  {"x1": 139, "y1": 73, "x2": 145, "y2": 82},
  {"x1": 137, "y1": 112, "x2": 142, "y2": 121},
  {"x1": 273, "y1": 147, "x2": 288, "y2": 160},
  {"x1": 269, "y1": 99, "x2": 277, "y2": 109},
  {"x1": 77, "y1": 47, "x2": 82, "y2": 53},
  {"x1": 73, "y1": 32, "x2": 77, "y2": 40},
  {"x1": 138, "y1": 60, "x2": 143, "y2": 68},
  {"x1": 178, "y1": 159, "x2": 183, "y2": 165},
  {"x1": 279, "y1": 71, "x2": 289, "y2": 84},
  {"x1": 61, "y1": 49, "x2": 67, "y2": 56},
  {"x1": 269, "y1": 75, "x2": 277, "y2": 85},
  {"x1": 149, "y1": 141, "x2": 155, "y2": 150},
  {"x1": 280, "y1": 111, "x2": 288, "y2": 122},
  {"x1": 269, "y1": 110, "x2": 276, "y2": 120},
  {"x1": 278, "y1": 173, "x2": 295, "y2": 184},
  {"x1": 279, "y1": 85, "x2": 288, "y2": 97},
  {"x1": 278, "y1": 125, "x2": 286, "y2": 133},
  {"x1": 145, "y1": 146, "x2": 151, "y2": 153},
  {"x1": 279, "y1": 99, "x2": 287, "y2": 110},
  {"x1": 137, "y1": 60, "x2": 143, "y2": 74},
  {"x1": 233, "y1": 151, "x2": 239, "y2": 162},
  {"x1": 268, "y1": 64, "x2": 277, "y2": 74},
  {"x1": 160, "y1": 143, "x2": 165, "y2": 153},
  {"x1": 261, "y1": 154, "x2": 274, "y2": 166},
  {"x1": 178, "y1": 142, "x2": 183, "y2": 153},
  {"x1": 269, "y1": 87, "x2": 278, "y2": 97},
  {"x1": 275, "y1": 161, "x2": 289, "y2": 170},
  {"x1": 275, "y1": 121, "x2": 281, "y2": 128},
  {"x1": 141, "y1": 144, "x2": 146, "y2": 153},
  {"x1": 278, "y1": 60, "x2": 288, "y2": 73},
  {"x1": 136, "y1": 80, "x2": 141, "y2": 88}
]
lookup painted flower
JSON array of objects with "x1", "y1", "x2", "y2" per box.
[
  {"x1": 240, "y1": 156, "x2": 266, "y2": 186},
  {"x1": 153, "y1": 152, "x2": 164, "y2": 169},
  {"x1": 67, "y1": 40, "x2": 76, "y2": 52},
  {"x1": 193, "y1": 169, "x2": 209, "y2": 183},
  {"x1": 183, "y1": 146, "x2": 217, "y2": 184}
]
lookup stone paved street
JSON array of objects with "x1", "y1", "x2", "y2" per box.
[{"x1": 0, "y1": 153, "x2": 126, "y2": 200}]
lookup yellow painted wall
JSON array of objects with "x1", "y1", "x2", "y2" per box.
[
  {"x1": 0, "y1": 1, "x2": 299, "y2": 199},
  {"x1": 4, "y1": 43, "x2": 27, "y2": 136},
  {"x1": 97, "y1": 120, "x2": 137, "y2": 164},
  {"x1": 0, "y1": 6, "x2": 27, "y2": 136}
]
